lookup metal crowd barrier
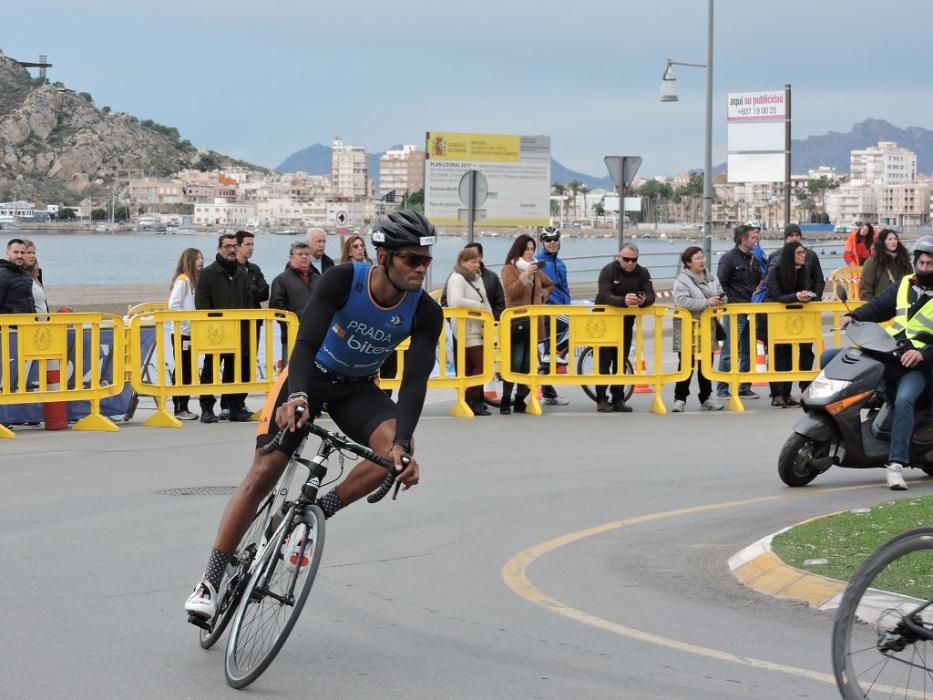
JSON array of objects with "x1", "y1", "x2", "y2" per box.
[
  {"x1": 498, "y1": 304, "x2": 695, "y2": 415},
  {"x1": 0, "y1": 313, "x2": 126, "y2": 438},
  {"x1": 698, "y1": 301, "x2": 857, "y2": 412},
  {"x1": 379, "y1": 307, "x2": 496, "y2": 418},
  {"x1": 126, "y1": 309, "x2": 298, "y2": 428}
]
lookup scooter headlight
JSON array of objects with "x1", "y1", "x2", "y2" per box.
[{"x1": 805, "y1": 373, "x2": 852, "y2": 401}]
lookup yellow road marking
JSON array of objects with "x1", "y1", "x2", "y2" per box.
[{"x1": 501, "y1": 482, "x2": 924, "y2": 687}]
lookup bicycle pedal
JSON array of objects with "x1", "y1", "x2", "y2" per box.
[{"x1": 186, "y1": 613, "x2": 212, "y2": 631}]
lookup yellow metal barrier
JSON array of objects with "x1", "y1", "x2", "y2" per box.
[
  {"x1": 379, "y1": 307, "x2": 495, "y2": 418},
  {"x1": 698, "y1": 301, "x2": 858, "y2": 412},
  {"x1": 0, "y1": 313, "x2": 126, "y2": 438},
  {"x1": 498, "y1": 304, "x2": 694, "y2": 415},
  {"x1": 127, "y1": 301, "x2": 169, "y2": 318},
  {"x1": 830, "y1": 266, "x2": 862, "y2": 300},
  {"x1": 127, "y1": 309, "x2": 299, "y2": 428}
]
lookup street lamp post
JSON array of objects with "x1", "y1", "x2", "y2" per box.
[{"x1": 660, "y1": 0, "x2": 714, "y2": 264}]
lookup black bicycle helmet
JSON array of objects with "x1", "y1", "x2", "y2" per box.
[
  {"x1": 371, "y1": 210, "x2": 436, "y2": 248},
  {"x1": 539, "y1": 226, "x2": 561, "y2": 242}
]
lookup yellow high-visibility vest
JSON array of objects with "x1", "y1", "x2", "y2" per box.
[{"x1": 886, "y1": 276, "x2": 933, "y2": 348}]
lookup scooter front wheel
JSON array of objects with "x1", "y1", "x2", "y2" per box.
[{"x1": 778, "y1": 432, "x2": 824, "y2": 487}]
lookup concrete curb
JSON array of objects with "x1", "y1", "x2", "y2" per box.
[{"x1": 728, "y1": 512, "x2": 848, "y2": 612}]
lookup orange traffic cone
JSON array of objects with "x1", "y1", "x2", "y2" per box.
[
  {"x1": 634, "y1": 360, "x2": 652, "y2": 394},
  {"x1": 44, "y1": 360, "x2": 68, "y2": 430},
  {"x1": 753, "y1": 341, "x2": 769, "y2": 388}
]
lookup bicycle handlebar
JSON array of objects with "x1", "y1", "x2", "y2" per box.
[{"x1": 261, "y1": 406, "x2": 409, "y2": 503}]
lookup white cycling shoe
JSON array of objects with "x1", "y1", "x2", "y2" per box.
[
  {"x1": 886, "y1": 463, "x2": 908, "y2": 491},
  {"x1": 185, "y1": 581, "x2": 217, "y2": 620}
]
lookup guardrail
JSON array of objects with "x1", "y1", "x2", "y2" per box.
[
  {"x1": 699, "y1": 301, "x2": 856, "y2": 412},
  {"x1": 498, "y1": 304, "x2": 694, "y2": 415},
  {"x1": 378, "y1": 307, "x2": 496, "y2": 418},
  {"x1": 0, "y1": 313, "x2": 126, "y2": 438},
  {"x1": 126, "y1": 309, "x2": 298, "y2": 427}
]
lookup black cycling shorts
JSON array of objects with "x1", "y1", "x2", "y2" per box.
[{"x1": 256, "y1": 367, "x2": 397, "y2": 455}]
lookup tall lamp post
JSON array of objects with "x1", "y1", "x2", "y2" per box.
[{"x1": 660, "y1": 0, "x2": 714, "y2": 263}]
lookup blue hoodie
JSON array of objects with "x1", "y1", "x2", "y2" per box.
[
  {"x1": 751, "y1": 242, "x2": 770, "y2": 303},
  {"x1": 535, "y1": 250, "x2": 570, "y2": 304}
]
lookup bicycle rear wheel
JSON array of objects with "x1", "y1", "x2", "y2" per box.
[
  {"x1": 578, "y1": 347, "x2": 634, "y2": 403},
  {"x1": 199, "y1": 492, "x2": 275, "y2": 649},
  {"x1": 225, "y1": 504, "x2": 326, "y2": 689},
  {"x1": 832, "y1": 527, "x2": 933, "y2": 699}
]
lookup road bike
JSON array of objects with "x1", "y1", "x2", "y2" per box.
[
  {"x1": 831, "y1": 526, "x2": 933, "y2": 698},
  {"x1": 190, "y1": 408, "x2": 400, "y2": 689}
]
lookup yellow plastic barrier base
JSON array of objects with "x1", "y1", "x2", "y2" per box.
[
  {"x1": 251, "y1": 409, "x2": 262, "y2": 421},
  {"x1": 650, "y1": 390, "x2": 667, "y2": 415},
  {"x1": 725, "y1": 385, "x2": 746, "y2": 413},
  {"x1": 527, "y1": 393, "x2": 543, "y2": 416},
  {"x1": 143, "y1": 409, "x2": 183, "y2": 428},
  {"x1": 73, "y1": 414, "x2": 119, "y2": 432},
  {"x1": 0, "y1": 424, "x2": 14, "y2": 439},
  {"x1": 449, "y1": 397, "x2": 474, "y2": 419}
]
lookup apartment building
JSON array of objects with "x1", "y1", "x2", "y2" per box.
[
  {"x1": 879, "y1": 183, "x2": 931, "y2": 227},
  {"x1": 331, "y1": 137, "x2": 368, "y2": 199},
  {"x1": 193, "y1": 200, "x2": 257, "y2": 226},
  {"x1": 128, "y1": 177, "x2": 184, "y2": 211},
  {"x1": 378, "y1": 145, "x2": 425, "y2": 200},
  {"x1": 850, "y1": 141, "x2": 917, "y2": 185},
  {"x1": 825, "y1": 185, "x2": 879, "y2": 227}
]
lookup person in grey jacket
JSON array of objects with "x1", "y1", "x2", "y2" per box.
[
  {"x1": 672, "y1": 246, "x2": 725, "y2": 412},
  {"x1": 269, "y1": 241, "x2": 318, "y2": 363}
]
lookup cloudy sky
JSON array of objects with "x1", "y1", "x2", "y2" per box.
[{"x1": 5, "y1": 0, "x2": 930, "y2": 177}]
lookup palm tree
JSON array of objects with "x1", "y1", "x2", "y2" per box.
[
  {"x1": 551, "y1": 183, "x2": 566, "y2": 224},
  {"x1": 579, "y1": 184, "x2": 590, "y2": 223},
  {"x1": 567, "y1": 180, "x2": 582, "y2": 220}
]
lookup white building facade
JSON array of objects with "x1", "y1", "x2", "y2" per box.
[
  {"x1": 193, "y1": 200, "x2": 258, "y2": 226},
  {"x1": 331, "y1": 137, "x2": 368, "y2": 199},
  {"x1": 378, "y1": 145, "x2": 425, "y2": 199},
  {"x1": 850, "y1": 141, "x2": 917, "y2": 185}
]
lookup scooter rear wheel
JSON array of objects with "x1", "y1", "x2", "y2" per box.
[{"x1": 778, "y1": 432, "x2": 823, "y2": 487}]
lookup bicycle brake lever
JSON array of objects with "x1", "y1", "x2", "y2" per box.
[{"x1": 392, "y1": 480, "x2": 402, "y2": 501}]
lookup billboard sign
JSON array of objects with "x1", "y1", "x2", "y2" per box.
[
  {"x1": 424, "y1": 132, "x2": 550, "y2": 226},
  {"x1": 727, "y1": 89, "x2": 786, "y2": 183}
]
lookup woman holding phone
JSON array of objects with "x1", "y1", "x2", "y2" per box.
[
  {"x1": 500, "y1": 234, "x2": 555, "y2": 414},
  {"x1": 765, "y1": 240, "x2": 819, "y2": 407}
]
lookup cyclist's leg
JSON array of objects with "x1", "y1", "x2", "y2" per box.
[{"x1": 318, "y1": 383, "x2": 400, "y2": 515}]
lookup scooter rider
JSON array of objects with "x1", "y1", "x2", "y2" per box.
[{"x1": 834, "y1": 235, "x2": 933, "y2": 490}]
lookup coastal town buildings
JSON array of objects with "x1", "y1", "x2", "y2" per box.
[
  {"x1": 331, "y1": 137, "x2": 368, "y2": 200},
  {"x1": 850, "y1": 141, "x2": 917, "y2": 185},
  {"x1": 378, "y1": 145, "x2": 425, "y2": 200}
]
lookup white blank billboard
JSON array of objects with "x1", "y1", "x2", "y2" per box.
[{"x1": 727, "y1": 153, "x2": 785, "y2": 183}]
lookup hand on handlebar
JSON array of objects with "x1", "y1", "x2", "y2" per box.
[
  {"x1": 840, "y1": 315, "x2": 853, "y2": 329},
  {"x1": 275, "y1": 398, "x2": 311, "y2": 432},
  {"x1": 390, "y1": 444, "x2": 419, "y2": 490},
  {"x1": 902, "y1": 349, "x2": 924, "y2": 368}
]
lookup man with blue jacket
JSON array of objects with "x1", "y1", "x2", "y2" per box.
[{"x1": 535, "y1": 227, "x2": 571, "y2": 405}]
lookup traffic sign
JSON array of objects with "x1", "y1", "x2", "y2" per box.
[
  {"x1": 335, "y1": 210, "x2": 349, "y2": 226},
  {"x1": 604, "y1": 156, "x2": 643, "y2": 190},
  {"x1": 458, "y1": 170, "x2": 488, "y2": 209}
]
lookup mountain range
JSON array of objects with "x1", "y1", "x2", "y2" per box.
[{"x1": 276, "y1": 118, "x2": 933, "y2": 190}]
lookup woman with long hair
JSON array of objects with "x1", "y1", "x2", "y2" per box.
[
  {"x1": 500, "y1": 234, "x2": 555, "y2": 414},
  {"x1": 445, "y1": 246, "x2": 493, "y2": 415},
  {"x1": 860, "y1": 228, "x2": 912, "y2": 301},
  {"x1": 21, "y1": 239, "x2": 48, "y2": 312},
  {"x1": 844, "y1": 222, "x2": 875, "y2": 267},
  {"x1": 340, "y1": 235, "x2": 371, "y2": 264},
  {"x1": 765, "y1": 241, "x2": 819, "y2": 407},
  {"x1": 671, "y1": 246, "x2": 725, "y2": 412},
  {"x1": 168, "y1": 248, "x2": 203, "y2": 420}
]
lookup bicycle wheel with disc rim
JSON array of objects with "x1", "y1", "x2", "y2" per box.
[
  {"x1": 579, "y1": 348, "x2": 634, "y2": 403},
  {"x1": 832, "y1": 527, "x2": 933, "y2": 699},
  {"x1": 225, "y1": 504, "x2": 326, "y2": 689},
  {"x1": 199, "y1": 492, "x2": 276, "y2": 649}
]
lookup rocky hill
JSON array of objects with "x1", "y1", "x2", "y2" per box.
[{"x1": 0, "y1": 51, "x2": 253, "y2": 203}]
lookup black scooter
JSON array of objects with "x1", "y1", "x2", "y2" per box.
[{"x1": 778, "y1": 288, "x2": 933, "y2": 486}]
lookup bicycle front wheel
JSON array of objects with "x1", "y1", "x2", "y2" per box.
[
  {"x1": 225, "y1": 504, "x2": 326, "y2": 689},
  {"x1": 578, "y1": 348, "x2": 634, "y2": 403},
  {"x1": 832, "y1": 527, "x2": 933, "y2": 699},
  {"x1": 199, "y1": 492, "x2": 275, "y2": 650}
]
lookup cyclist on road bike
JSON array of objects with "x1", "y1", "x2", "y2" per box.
[{"x1": 185, "y1": 210, "x2": 443, "y2": 623}]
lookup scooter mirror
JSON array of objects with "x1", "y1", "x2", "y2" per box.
[{"x1": 835, "y1": 284, "x2": 848, "y2": 302}]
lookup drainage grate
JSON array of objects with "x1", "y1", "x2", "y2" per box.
[{"x1": 157, "y1": 486, "x2": 236, "y2": 496}]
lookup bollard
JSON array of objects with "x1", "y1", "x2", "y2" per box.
[{"x1": 43, "y1": 359, "x2": 68, "y2": 430}]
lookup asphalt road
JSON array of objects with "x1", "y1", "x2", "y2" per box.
[{"x1": 2, "y1": 388, "x2": 929, "y2": 699}]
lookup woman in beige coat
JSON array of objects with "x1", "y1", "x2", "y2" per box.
[
  {"x1": 500, "y1": 234, "x2": 555, "y2": 414},
  {"x1": 445, "y1": 246, "x2": 494, "y2": 415}
]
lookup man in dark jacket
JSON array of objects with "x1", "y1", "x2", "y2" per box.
[
  {"x1": 269, "y1": 241, "x2": 317, "y2": 362},
  {"x1": 0, "y1": 239, "x2": 33, "y2": 313},
  {"x1": 716, "y1": 224, "x2": 762, "y2": 399},
  {"x1": 594, "y1": 243, "x2": 655, "y2": 413},
  {"x1": 306, "y1": 228, "x2": 335, "y2": 279},
  {"x1": 235, "y1": 230, "x2": 269, "y2": 309},
  {"x1": 196, "y1": 233, "x2": 252, "y2": 423}
]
